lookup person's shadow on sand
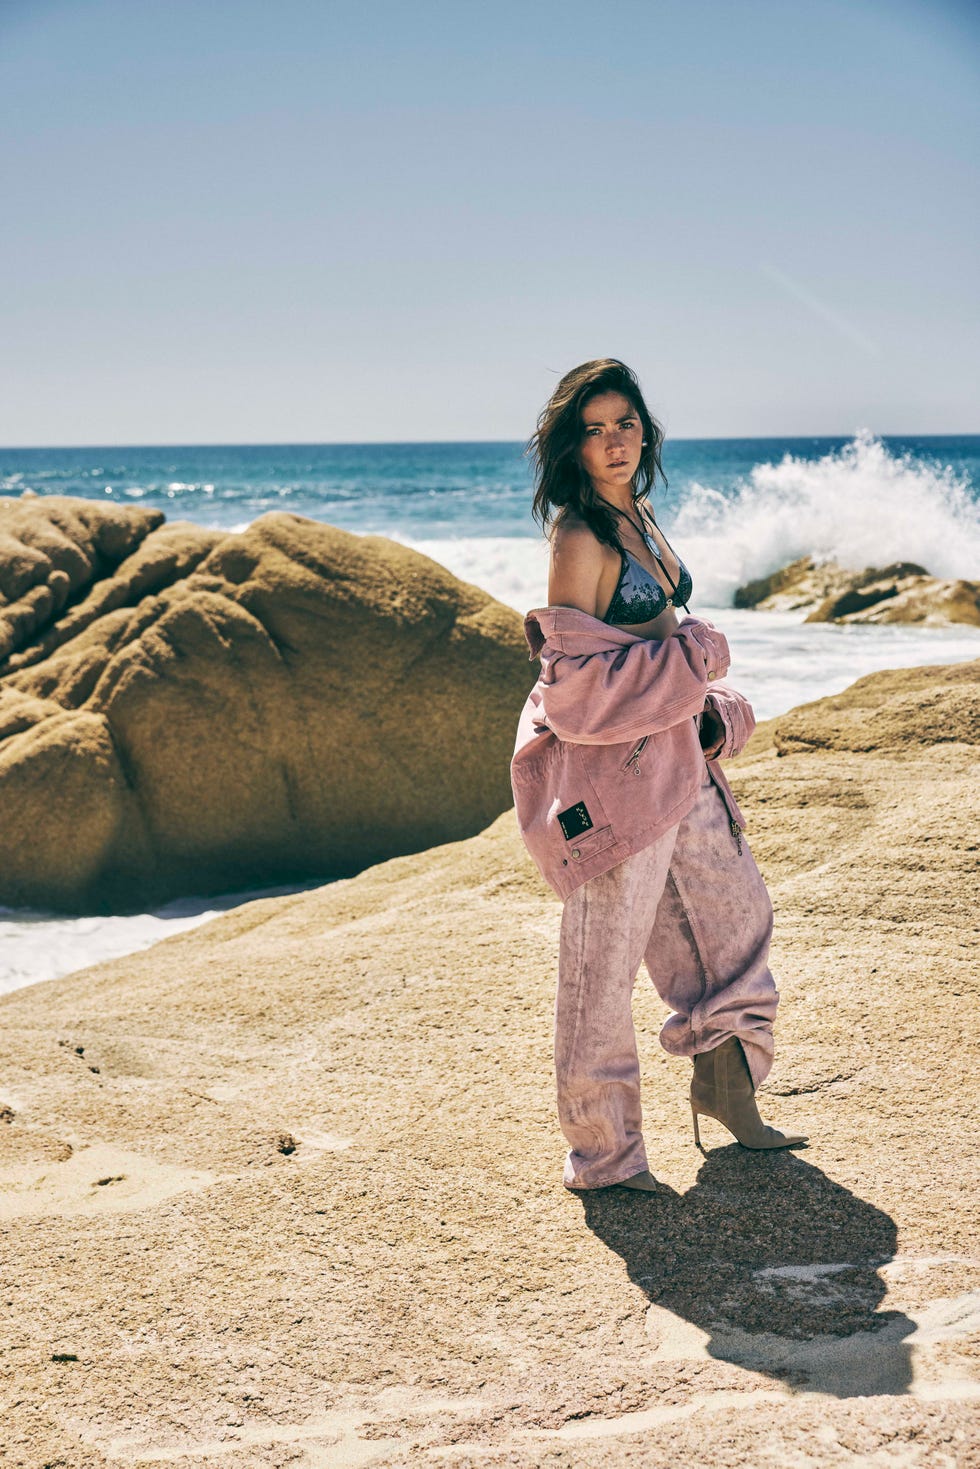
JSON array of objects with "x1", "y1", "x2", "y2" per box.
[{"x1": 579, "y1": 1148, "x2": 915, "y2": 1397}]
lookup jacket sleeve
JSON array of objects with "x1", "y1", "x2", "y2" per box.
[
  {"x1": 704, "y1": 681, "x2": 756, "y2": 759},
  {"x1": 537, "y1": 617, "x2": 730, "y2": 746}
]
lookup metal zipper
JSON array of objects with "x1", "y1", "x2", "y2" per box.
[{"x1": 623, "y1": 735, "x2": 649, "y2": 776}]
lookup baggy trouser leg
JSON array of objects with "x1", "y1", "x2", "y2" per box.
[
  {"x1": 556, "y1": 830, "x2": 676, "y2": 1188},
  {"x1": 645, "y1": 767, "x2": 779, "y2": 1090}
]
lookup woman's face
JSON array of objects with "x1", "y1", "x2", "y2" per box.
[{"x1": 577, "y1": 391, "x2": 644, "y2": 498}]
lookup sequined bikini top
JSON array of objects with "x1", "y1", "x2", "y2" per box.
[{"x1": 604, "y1": 546, "x2": 693, "y2": 626}]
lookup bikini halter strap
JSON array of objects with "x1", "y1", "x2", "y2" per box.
[{"x1": 608, "y1": 499, "x2": 683, "y2": 603}]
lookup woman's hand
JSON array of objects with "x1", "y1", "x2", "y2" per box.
[{"x1": 699, "y1": 701, "x2": 726, "y2": 759}]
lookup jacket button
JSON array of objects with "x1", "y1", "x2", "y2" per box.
[
  {"x1": 707, "y1": 671, "x2": 718, "y2": 680},
  {"x1": 571, "y1": 848, "x2": 581, "y2": 859}
]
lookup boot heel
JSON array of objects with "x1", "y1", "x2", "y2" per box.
[
  {"x1": 691, "y1": 1102, "x2": 703, "y2": 1151},
  {"x1": 692, "y1": 1038, "x2": 808, "y2": 1150}
]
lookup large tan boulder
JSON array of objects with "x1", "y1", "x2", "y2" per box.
[
  {"x1": 0, "y1": 496, "x2": 533, "y2": 911},
  {"x1": 735, "y1": 555, "x2": 980, "y2": 626},
  {"x1": 0, "y1": 659, "x2": 977, "y2": 1463}
]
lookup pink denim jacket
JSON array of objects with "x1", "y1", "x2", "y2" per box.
[{"x1": 510, "y1": 606, "x2": 756, "y2": 899}]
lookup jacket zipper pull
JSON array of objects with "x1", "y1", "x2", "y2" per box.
[
  {"x1": 623, "y1": 735, "x2": 649, "y2": 777},
  {"x1": 730, "y1": 819, "x2": 743, "y2": 855}
]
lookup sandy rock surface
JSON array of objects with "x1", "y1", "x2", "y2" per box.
[
  {"x1": 0, "y1": 659, "x2": 978, "y2": 1465},
  {"x1": 735, "y1": 556, "x2": 980, "y2": 626},
  {"x1": 770, "y1": 660, "x2": 980, "y2": 755},
  {"x1": 0, "y1": 497, "x2": 532, "y2": 912}
]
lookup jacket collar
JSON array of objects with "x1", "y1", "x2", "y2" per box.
[
  {"x1": 523, "y1": 606, "x2": 648, "y2": 660},
  {"x1": 524, "y1": 606, "x2": 702, "y2": 659}
]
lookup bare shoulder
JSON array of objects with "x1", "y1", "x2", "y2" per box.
[
  {"x1": 550, "y1": 512, "x2": 607, "y2": 561},
  {"x1": 548, "y1": 513, "x2": 616, "y2": 615}
]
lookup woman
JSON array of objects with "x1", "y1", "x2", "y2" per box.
[{"x1": 511, "y1": 359, "x2": 807, "y2": 1191}]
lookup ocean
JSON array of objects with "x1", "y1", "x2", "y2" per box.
[{"x1": 2, "y1": 430, "x2": 979, "y2": 993}]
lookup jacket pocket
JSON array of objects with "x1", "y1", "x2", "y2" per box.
[
  {"x1": 563, "y1": 824, "x2": 618, "y2": 864},
  {"x1": 622, "y1": 734, "x2": 650, "y2": 775}
]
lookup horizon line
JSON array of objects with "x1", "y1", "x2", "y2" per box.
[{"x1": 3, "y1": 429, "x2": 979, "y2": 454}]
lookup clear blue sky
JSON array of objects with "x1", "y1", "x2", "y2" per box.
[{"x1": 1, "y1": 0, "x2": 977, "y2": 445}]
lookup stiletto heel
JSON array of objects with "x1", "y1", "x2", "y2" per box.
[
  {"x1": 690, "y1": 1037, "x2": 808, "y2": 1150},
  {"x1": 691, "y1": 1102, "x2": 703, "y2": 1150}
]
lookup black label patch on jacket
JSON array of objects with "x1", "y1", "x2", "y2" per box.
[{"x1": 558, "y1": 802, "x2": 594, "y2": 840}]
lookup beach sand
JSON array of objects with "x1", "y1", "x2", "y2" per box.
[{"x1": 0, "y1": 658, "x2": 978, "y2": 1465}]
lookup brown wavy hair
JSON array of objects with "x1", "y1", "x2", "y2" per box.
[{"x1": 527, "y1": 358, "x2": 667, "y2": 551}]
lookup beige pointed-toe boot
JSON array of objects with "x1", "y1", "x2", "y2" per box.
[{"x1": 691, "y1": 1037, "x2": 808, "y2": 1150}]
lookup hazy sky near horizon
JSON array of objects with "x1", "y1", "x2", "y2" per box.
[{"x1": 1, "y1": 0, "x2": 978, "y2": 446}]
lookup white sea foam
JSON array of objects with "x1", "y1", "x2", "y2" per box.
[
  {"x1": 404, "y1": 432, "x2": 980, "y2": 616},
  {"x1": 404, "y1": 534, "x2": 551, "y2": 611},
  {"x1": 697, "y1": 607, "x2": 980, "y2": 723},
  {"x1": 672, "y1": 428, "x2": 980, "y2": 607}
]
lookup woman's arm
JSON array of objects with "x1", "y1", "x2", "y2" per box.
[
  {"x1": 533, "y1": 614, "x2": 731, "y2": 745},
  {"x1": 547, "y1": 519, "x2": 611, "y2": 617}
]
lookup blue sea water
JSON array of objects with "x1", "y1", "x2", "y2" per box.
[
  {"x1": 4, "y1": 431, "x2": 979, "y2": 543},
  {"x1": 3, "y1": 431, "x2": 979, "y2": 609},
  {"x1": 1, "y1": 430, "x2": 978, "y2": 992},
  {"x1": 3, "y1": 426, "x2": 980, "y2": 716}
]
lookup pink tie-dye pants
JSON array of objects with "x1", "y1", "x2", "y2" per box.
[{"x1": 556, "y1": 761, "x2": 780, "y2": 1189}]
